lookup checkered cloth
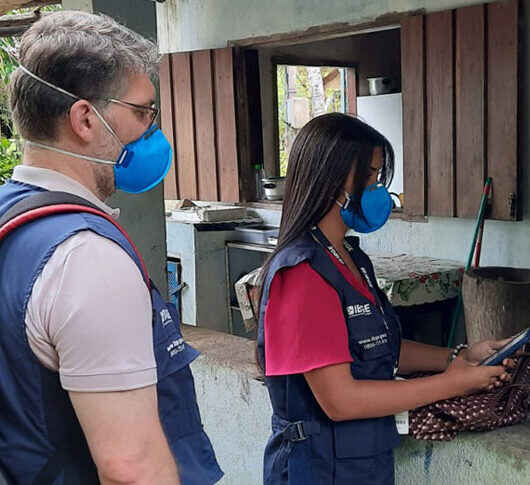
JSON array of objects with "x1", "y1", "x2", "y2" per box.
[{"x1": 409, "y1": 348, "x2": 530, "y2": 441}]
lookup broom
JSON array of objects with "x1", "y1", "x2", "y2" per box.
[{"x1": 447, "y1": 177, "x2": 492, "y2": 348}]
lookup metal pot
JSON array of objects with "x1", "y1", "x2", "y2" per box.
[
  {"x1": 367, "y1": 77, "x2": 392, "y2": 96},
  {"x1": 261, "y1": 177, "x2": 286, "y2": 201}
]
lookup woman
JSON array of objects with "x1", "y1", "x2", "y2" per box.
[{"x1": 257, "y1": 113, "x2": 509, "y2": 485}]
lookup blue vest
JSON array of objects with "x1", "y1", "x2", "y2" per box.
[
  {"x1": 0, "y1": 180, "x2": 223, "y2": 485},
  {"x1": 257, "y1": 228, "x2": 402, "y2": 485}
]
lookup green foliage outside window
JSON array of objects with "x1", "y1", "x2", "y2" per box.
[
  {"x1": 277, "y1": 65, "x2": 345, "y2": 176},
  {"x1": 0, "y1": 37, "x2": 21, "y2": 182},
  {"x1": 0, "y1": 5, "x2": 62, "y2": 183},
  {"x1": 0, "y1": 136, "x2": 21, "y2": 183}
]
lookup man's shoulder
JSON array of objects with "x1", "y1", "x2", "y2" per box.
[{"x1": 50, "y1": 229, "x2": 141, "y2": 274}]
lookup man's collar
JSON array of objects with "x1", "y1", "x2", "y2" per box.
[{"x1": 11, "y1": 165, "x2": 120, "y2": 218}]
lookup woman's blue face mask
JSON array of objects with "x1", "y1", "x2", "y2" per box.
[{"x1": 338, "y1": 182, "x2": 393, "y2": 233}]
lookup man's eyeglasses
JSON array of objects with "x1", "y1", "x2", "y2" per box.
[{"x1": 106, "y1": 98, "x2": 159, "y2": 127}]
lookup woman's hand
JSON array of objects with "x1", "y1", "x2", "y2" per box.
[
  {"x1": 463, "y1": 337, "x2": 511, "y2": 364},
  {"x1": 444, "y1": 357, "x2": 507, "y2": 394}
]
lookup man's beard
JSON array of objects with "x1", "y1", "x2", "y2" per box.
[
  {"x1": 92, "y1": 127, "x2": 119, "y2": 200},
  {"x1": 93, "y1": 162, "x2": 115, "y2": 200}
]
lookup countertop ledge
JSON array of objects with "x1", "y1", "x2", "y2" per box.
[{"x1": 183, "y1": 325, "x2": 530, "y2": 460}]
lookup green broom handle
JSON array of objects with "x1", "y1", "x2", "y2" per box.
[{"x1": 447, "y1": 177, "x2": 492, "y2": 348}]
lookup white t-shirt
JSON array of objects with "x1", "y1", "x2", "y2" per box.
[{"x1": 11, "y1": 166, "x2": 157, "y2": 392}]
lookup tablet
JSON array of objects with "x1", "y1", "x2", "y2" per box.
[{"x1": 480, "y1": 328, "x2": 530, "y2": 366}]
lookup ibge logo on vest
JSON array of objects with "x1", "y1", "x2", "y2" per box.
[
  {"x1": 160, "y1": 308, "x2": 186, "y2": 358},
  {"x1": 346, "y1": 303, "x2": 372, "y2": 318},
  {"x1": 160, "y1": 308, "x2": 173, "y2": 326}
]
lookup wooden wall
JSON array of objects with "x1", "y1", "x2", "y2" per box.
[
  {"x1": 401, "y1": 0, "x2": 518, "y2": 220},
  {"x1": 159, "y1": 48, "x2": 240, "y2": 202}
]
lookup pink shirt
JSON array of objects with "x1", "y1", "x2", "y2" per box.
[
  {"x1": 12, "y1": 166, "x2": 156, "y2": 392},
  {"x1": 264, "y1": 250, "x2": 376, "y2": 376}
]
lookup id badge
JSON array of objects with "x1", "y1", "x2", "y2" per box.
[{"x1": 394, "y1": 377, "x2": 409, "y2": 435}]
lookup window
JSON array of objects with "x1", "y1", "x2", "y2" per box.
[{"x1": 276, "y1": 64, "x2": 350, "y2": 175}]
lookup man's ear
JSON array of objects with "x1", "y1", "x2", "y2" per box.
[{"x1": 68, "y1": 100, "x2": 100, "y2": 142}]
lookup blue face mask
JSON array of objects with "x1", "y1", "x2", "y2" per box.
[
  {"x1": 113, "y1": 124, "x2": 172, "y2": 193},
  {"x1": 339, "y1": 182, "x2": 393, "y2": 233}
]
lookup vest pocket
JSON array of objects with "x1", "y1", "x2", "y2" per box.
[
  {"x1": 333, "y1": 417, "x2": 399, "y2": 459},
  {"x1": 334, "y1": 450, "x2": 395, "y2": 485},
  {"x1": 357, "y1": 341, "x2": 392, "y2": 361},
  {"x1": 348, "y1": 314, "x2": 393, "y2": 362}
]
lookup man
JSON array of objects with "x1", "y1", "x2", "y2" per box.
[{"x1": 0, "y1": 10, "x2": 222, "y2": 485}]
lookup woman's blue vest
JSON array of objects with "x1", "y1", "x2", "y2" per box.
[
  {"x1": 0, "y1": 180, "x2": 223, "y2": 485},
  {"x1": 257, "y1": 229, "x2": 402, "y2": 485}
]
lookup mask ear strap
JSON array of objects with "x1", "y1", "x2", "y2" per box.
[
  {"x1": 25, "y1": 140, "x2": 116, "y2": 166},
  {"x1": 339, "y1": 191, "x2": 352, "y2": 210},
  {"x1": 18, "y1": 65, "x2": 125, "y2": 150},
  {"x1": 89, "y1": 105, "x2": 125, "y2": 149},
  {"x1": 18, "y1": 65, "x2": 79, "y2": 101}
]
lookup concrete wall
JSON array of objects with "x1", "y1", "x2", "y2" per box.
[
  {"x1": 166, "y1": 220, "x2": 237, "y2": 330},
  {"x1": 156, "y1": 0, "x2": 498, "y2": 53},
  {"x1": 186, "y1": 326, "x2": 530, "y2": 485},
  {"x1": 63, "y1": 0, "x2": 168, "y2": 294},
  {"x1": 186, "y1": 327, "x2": 271, "y2": 484}
]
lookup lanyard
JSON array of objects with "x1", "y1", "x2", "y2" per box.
[{"x1": 310, "y1": 226, "x2": 381, "y2": 304}]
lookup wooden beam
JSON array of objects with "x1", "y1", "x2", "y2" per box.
[
  {"x1": 171, "y1": 52, "x2": 198, "y2": 200},
  {"x1": 234, "y1": 47, "x2": 259, "y2": 202},
  {"x1": 401, "y1": 15, "x2": 426, "y2": 217},
  {"x1": 455, "y1": 5, "x2": 485, "y2": 218},
  {"x1": 487, "y1": 0, "x2": 518, "y2": 220},
  {"x1": 192, "y1": 50, "x2": 219, "y2": 201},
  {"x1": 0, "y1": 26, "x2": 27, "y2": 36},
  {"x1": 0, "y1": 1, "x2": 57, "y2": 17},
  {"x1": 159, "y1": 54, "x2": 178, "y2": 200},
  {"x1": 213, "y1": 48, "x2": 240, "y2": 203},
  {"x1": 426, "y1": 10, "x2": 455, "y2": 217},
  {"x1": 345, "y1": 67, "x2": 356, "y2": 116},
  {"x1": 0, "y1": 11, "x2": 41, "y2": 27},
  {"x1": 0, "y1": 7, "x2": 54, "y2": 36},
  {"x1": 229, "y1": 11, "x2": 420, "y2": 49}
]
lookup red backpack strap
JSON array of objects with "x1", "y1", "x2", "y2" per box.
[{"x1": 0, "y1": 191, "x2": 150, "y2": 287}]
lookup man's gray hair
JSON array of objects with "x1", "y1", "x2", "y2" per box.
[{"x1": 10, "y1": 10, "x2": 160, "y2": 141}]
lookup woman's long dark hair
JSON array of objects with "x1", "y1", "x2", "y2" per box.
[
  {"x1": 259, "y1": 113, "x2": 394, "y2": 295},
  {"x1": 256, "y1": 113, "x2": 394, "y2": 369}
]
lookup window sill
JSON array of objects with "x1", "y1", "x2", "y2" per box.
[
  {"x1": 390, "y1": 208, "x2": 428, "y2": 222},
  {"x1": 240, "y1": 200, "x2": 283, "y2": 211},
  {"x1": 239, "y1": 203, "x2": 428, "y2": 221}
]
